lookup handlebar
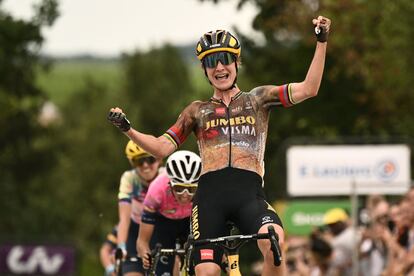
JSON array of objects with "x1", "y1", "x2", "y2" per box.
[
  {"x1": 190, "y1": 225, "x2": 282, "y2": 266},
  {"x1": 147, "y1": 225, "x2": 283, "y2": 275}
]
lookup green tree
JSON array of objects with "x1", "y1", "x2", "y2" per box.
[
  {"x1": 121, "y1": 45, "x2": 199, "y2": 151},
  {"x1": 0, "y1": 0, "x2": 59, "y2": 238},
  {"x1": 47, "y1": 79, "x2": 123, "y2": 275}
]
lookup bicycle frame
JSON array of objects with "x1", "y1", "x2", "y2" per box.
[{"x1": 189, "y1": 225, "x2": 282, "y2": 276}]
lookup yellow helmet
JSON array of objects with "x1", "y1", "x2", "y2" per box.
[
  {"x1": 125, "y1": 140, "x2": 150, "y2": 160},
  {"x1": 195, "y1": 30, "x2": 241, "y2": 61},
  {"x1": 323, "y1": 208, "x2": 349, "y2": 225}
]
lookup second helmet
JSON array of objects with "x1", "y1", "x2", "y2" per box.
[
  {"x1": 125, "y1": 140, "x2": 150, "y2": 160},
  {"x1": 166, "y1": 150, "x2": 202, "y2": 184}
]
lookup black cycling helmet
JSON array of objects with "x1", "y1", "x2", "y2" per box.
[{"x1": 195, "y1": 30, "x2": 241, "y2": 61}]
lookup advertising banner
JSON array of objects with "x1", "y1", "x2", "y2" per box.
[
  {"x1": 0, "y1": 245, "x2": 75, "y2": 275},
  {"x1": 287, "y1": 145, "x2": 411, "y2": 196},
  {"x1": 281, "y1": 200, "x2": 351, "y2": 236}
]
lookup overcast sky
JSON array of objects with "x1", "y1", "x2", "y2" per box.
[{"x1": 3, "y1": 0, "x2": 258, "y2": 56}]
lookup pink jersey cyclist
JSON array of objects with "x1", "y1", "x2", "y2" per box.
[
  {"x1": 137, "y1": 150, "x2": 201, "y2": 275},
  {"x1": 143, "y1": 171, "x2": 192, "y2": 220}
]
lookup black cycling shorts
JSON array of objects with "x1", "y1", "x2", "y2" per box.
[
  {"x1": 191, "y1": 167, "x2": 283, "y2": 266},
  {"x1": 151, "y1": 215, "x2": 190, "y2": 275}
]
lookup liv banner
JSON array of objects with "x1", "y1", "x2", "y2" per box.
[{"x1": 0, "y1": 245, "x2": 75, "y2": 275}]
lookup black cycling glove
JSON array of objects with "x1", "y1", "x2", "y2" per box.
[
  {"x1": 107, "y1": 111, "x2": 131, "y2": 132},
  {"x1": 315, "y1": 25, "x2": 328, "y2": 42}
]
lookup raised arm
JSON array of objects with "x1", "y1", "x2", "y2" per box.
[
  {"x1": 290, "y1": 15, "x2": 331, "y2": 103},
  {"x1": 125, "y1": 127, "x2": 175, "y2": 159},
  {"x1": 108, "y1": 102, "x2": 198, "y2": 158},
  {"x1": 107, "y1": 107, "x2": 176, "y2": 159}
]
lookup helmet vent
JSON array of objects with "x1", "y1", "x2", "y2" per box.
[
  {"x1": 171, "y1": 161, "x2": 182, "y2": 180},
  {"x1": 194, "y1": 164, "x2": 202, "y2": 182},
  {"x1": 216, "y1": 31, "x2": 224, "y2": 44},
  {"x1": 125, "y1": 140, "x2": 149, "y2": 159},
  {"x1": 166, "y1": 164, "x2": 173, "y2": 176},
  {"x1": 205, "y1": 33, "x2": 213, "y2": 45},
  {"x1": 180, "y1": 160, "x2": 194, "y2": 181}
]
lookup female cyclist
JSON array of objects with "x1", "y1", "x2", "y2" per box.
[
  {"x1": 137, "y1": 150, "x2": 201, "y2": 275},
  {"x1": 109, "y1": 15, "x2": 331, "y2": 276},
  {"x1": 117, "y1": 140, "x2": 163, "y2": 276}
]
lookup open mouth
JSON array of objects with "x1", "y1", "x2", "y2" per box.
[{"x1": 215, "y1": 73, "x2": 229, "y2": 80}]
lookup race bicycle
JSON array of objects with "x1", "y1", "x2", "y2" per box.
[
  {"x1": 148, "y1": 224, "x2": 282, "y2": 276},
  {"x1": 148, "y1": 239, "x2": 191, "y2": 276}
]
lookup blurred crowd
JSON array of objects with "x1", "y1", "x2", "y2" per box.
[{"x1": 252, "y1": 187, "x2": 414, "y2": 276}]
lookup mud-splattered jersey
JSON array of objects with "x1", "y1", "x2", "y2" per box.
[
  {"x1": 143, "y1": 171, "x2": 192, "y2": 220},
  {"x1": 163, "y1": 84, "x2": 295, "y2": 178}
]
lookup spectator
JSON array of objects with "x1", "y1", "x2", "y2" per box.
[
  {"x1": 323, "y1": 208, "x2": 360, "y2": 276},
  {"x1": 360, "y1": 198, "x2": 391, "y2": 276},
  {"x1": 285, "y1": 237, "x2": 310, "y2": 276},
  {"x1": 308, "y1": 233, "x2": 338, "y2": 276}
]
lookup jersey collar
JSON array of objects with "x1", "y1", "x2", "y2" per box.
[{"x1": 210, "y1": 90, "x2": 243, "y2": 104}]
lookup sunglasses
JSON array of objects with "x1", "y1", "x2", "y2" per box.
[
  {"x1": 171, "y1": 183, "x2": 198, "y2": 195},
  {"x1": 131, "y1": 156, "x2": 157, "y2": 166},
  {"x1": 202, "y1": 52, "x2": 237, "y2": 68}
]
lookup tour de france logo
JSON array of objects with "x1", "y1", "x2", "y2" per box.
[{"x1": 374, "y1": 159, "x2": 398, "y2": 181}]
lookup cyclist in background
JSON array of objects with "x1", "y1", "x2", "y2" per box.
[
  {"x1": 117, "y1": 140, "x2": 163, "y2": 276},
  {"x1": 100, "y1": 225, "x2": 118, "y2": 276},
  {"x1": 108, "y1": 15, "x2": 331, "y2": 276},
  {"x1": 137, "y1": 150, "x2": 201, "y2": 275}
]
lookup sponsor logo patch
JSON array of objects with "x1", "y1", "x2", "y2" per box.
[
  {"x1": 205, "y1": 116, "x2": 256, "y2": 130},
  {"x1": 200, "y1": 109, "x2": 214, "y2": 117},
  {"x1": 215, "y1": 107, "x2": 226, "y2": 116},
  {"x1": 261, "y1": 215, "x2": 274, "y2": 225},
  {"x1": 203, "y1": 129, "x2": 219, "y2": 139},
  {"x1": 192, "y1": 206, "x2": 200, "y2": 239},
  {"x1": 231, "y1": 106, "x2": 243, "y2": 113},
  {"x1": 200, "y1": 249, "x2": 214, "y2": 260},
  {"x1": 164, "y1": 208, "x2": 176, "y2": 214}
]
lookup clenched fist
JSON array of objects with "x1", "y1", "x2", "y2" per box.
[
  {"x1": 107, "y1": 107, "x2": 131, "y2": 132},
  {"x1": 313, "y1": 15, "x2": 331, "y2": 42}
]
